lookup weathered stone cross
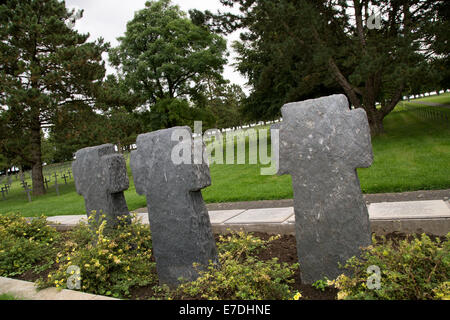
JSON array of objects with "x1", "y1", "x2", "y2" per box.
[
  {"x1": 44, "y1": 177, "x2": 50, "y2": 190},
  {"x1": 23, "y1": 182, "x2": 31, "y2": 202},
  {"x1": 62, "y1": 173, "x2": 68, "y2": 185},
  {"x1": 53, "y1": 172, "x2": 59, "y2": 196},
  {"x1": 130, "y1": 127, "x2": 218, "y2": 287},
  {"x1": 72, "y1": 144, "x2": 130, "y2": 228},
  {"x1": 272, "y1": 94, "x2": 373, "y2": 284}
]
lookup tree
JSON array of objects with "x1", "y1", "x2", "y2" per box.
[
  {"x1": 205, "y1": 0, "x2": 446, "y2": 135},
  {"x1": 0, "y1": 0, "x2": 108, "y2": 195},
  {"x1": 108, "y1": 0, "x2": 228, "y2": 130},
  {"x1": 202, "y1": 78, "x2": 247, "y2": 129}
]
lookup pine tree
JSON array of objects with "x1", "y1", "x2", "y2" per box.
[{"x1": 0, "y1": 0, "x2": 108, "y2": 195}]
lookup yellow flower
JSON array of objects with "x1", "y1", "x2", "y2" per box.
[{"x1": 293, "y1": 292, "x2": 302, "y2": 300}]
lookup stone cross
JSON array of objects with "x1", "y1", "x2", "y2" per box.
[
  {"x1": 67, "y1": 170, "x2": 72, "y2": 179},
  {"x1": 130, "y1": 127, "x2": 218, "y2": 287},
  {"x1": 23, "y1": 183, "x2": 31, "y2": 202},
  {"x1": 53, "y1": 172, "x2": 60, "y2": 196},
  {"x1": 272, "y1": 94, "x2": 373, "y2": 284},
  {"x1": 44, "y1": 177, "x2": 50, "y2": 190},
  {"x1": 62, "y1": 173, "x2": 68, "y2": 185},
  {"x1": 3, "y1": 184, "x2": 9, "y2": 195},
  {"x1": 1, "y1": 187, "x2": 6, "y2": 200},
  {"x1": 72, "y1": 144, "x2": 130, "y2": 228}
]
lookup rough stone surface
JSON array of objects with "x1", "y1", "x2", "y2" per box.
[
  {"x1": 272, "y1": 94, "x2": 373, "y2": 284},
  {"x1": 72, "y1": 144, "x2": 130, "y2": 228},
  {"x1": 130, "y1": 127, "x2": 218, "y2": 286}
]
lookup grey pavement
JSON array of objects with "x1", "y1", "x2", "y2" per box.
[
  {"x1": 45, "y1": 199, "x2": 450, "y2": 236},
  {"x1": 0, "y1": 277, "x2": 118, "y2": 300}
]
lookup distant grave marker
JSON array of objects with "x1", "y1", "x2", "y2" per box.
[
  {"x1": 44, "y1": 177, "x2": 50, "y2": 190},
  {"x1": 72, "y1": 144, "x2": 130, "y2": 228},
  {"x1": 62, "y1": 173, "x2": 68, "y2": 185},
  {"x1": 23, "y1": 182, "x2": 31, "y2": 202},
  {"x1": 53, "y1": 172, "x2": 60, "y2": 196}
]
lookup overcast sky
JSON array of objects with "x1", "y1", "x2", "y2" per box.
[{"x1": 65, "y1": 0, "x2": 249, "y2": 93}]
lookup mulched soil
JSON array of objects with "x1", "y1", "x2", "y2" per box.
[{"x1": 250, "y1": 232, "x2": 338, "y2": 300}]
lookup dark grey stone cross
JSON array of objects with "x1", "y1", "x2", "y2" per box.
[
  {"x1": 23, "y1": 183, "x2": 31, "y2": 202},
  {"x1": 272, "y1": 94, "x2": 373, "y2": 284},
  {"x1": 44, "y1": 177, "x2": 50, "y2": 190},
  {"x1": 72, "y1": 144, "x2": 130, "y2": 228},
  {"x1": 53, "y1": 172, "x2": 59, "y2": 196},
  {"x1": 130, "y1": 127, "x2": 218, "y2": 287}
]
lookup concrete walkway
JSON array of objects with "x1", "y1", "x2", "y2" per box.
[
  {"x1": 0, "y1": 277, "x2": 118, "y2": 300},
  {"x1": 46, "y1": 199, "x2": 450, "y2": 236}
]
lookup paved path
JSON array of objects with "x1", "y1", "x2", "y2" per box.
[
  {"x1": 46, "y1": 199, "x2": 450, "y2": 236},
  {"x1": 0, "y1": 277, "x2": 118, "y2": 300}
]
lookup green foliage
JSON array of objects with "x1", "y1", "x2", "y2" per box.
[
  {"x1": 39, "y1": 213, "x2": 156, "y2": 298},
  {"x1": 211, "y1": 0, "x2": 447, "y2": 134},
  {"x1": 176, "y1": 231, "x2": 298, "y2": 300},
  {"x1": 312, "y1": 277, "x2": 331, "y2": 292},
  {"x1": 332, "y1": 233, "x2": 450, "y2": 300},
  {"x1": 0, "y1": 0, "x2": 109, "y2": 193},
  {"x1": 109, "y1": 0, "x2": 228, "y2": 130},
  {"x1": 0, "y1": 213, "x2": 60, "y2": 277}
]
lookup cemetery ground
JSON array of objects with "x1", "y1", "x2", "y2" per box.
[
  {"x1": 0, "y1": 96, "x2": 449, "y2": 301},
  {"x1": 0, "y1": 99, "x2": 449, "y2": 217},
  {"x1": 1, "y1": 212, "x2": 448, "y2": 300}
]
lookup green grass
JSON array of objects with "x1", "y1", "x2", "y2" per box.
[
  {"x1": 0, "y1": 293, "x2": 20, "y2": 300},
  {"x1": 414, "y1": 92, "x2": 450, "y2": 105},
  {"x1": 0, "y1": 106, "x2": 449, "y2": 217},
  {"x1": 0, "y1": 157, "x2": 147, "y2": 217}
]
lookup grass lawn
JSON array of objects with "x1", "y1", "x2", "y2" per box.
[
  {"x1": 0, "y1": 102, "x2": 449, "y2": 217},
  {"x1": 0, "y1": 293, "x2": 20, "y2": 300},
  {"x1": 414, "y1": 92, "x2": 450, "y2": 105}
]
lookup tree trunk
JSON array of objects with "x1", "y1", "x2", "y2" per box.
[
  {"x1": 368, "y1": 116, "x2": 385, "y2": 136},
  {"x1": 30, "y1": 114, "x2": 46, "y2": 196}
]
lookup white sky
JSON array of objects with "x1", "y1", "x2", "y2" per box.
[{"x1": 65, "y1": 0, "x2": 249, "y2": 94}]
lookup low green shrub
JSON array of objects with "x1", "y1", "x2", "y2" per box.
[
  {"x1": 332, "y1": 233, "x2": 450, "y2": 300},
  {"x1": 0, "y1": 213, "x2": 60, "y2": 277},
  {"x1": 38, "y1": 213, "x2": 157, "y2": 298},
  {"x1": 175, "y1": 231, "x2": 300, "y2": 300}
]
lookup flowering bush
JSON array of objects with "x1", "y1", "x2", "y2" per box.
[
  {"x1": 176, "y1": 231, "x2": 300, "y2": 300},
  {"x1": 332, "y1": 233, "x2": 450, "y2": 300},
  {"x1": 0, "y1": 213, "x2": 59, "y2": 277}
]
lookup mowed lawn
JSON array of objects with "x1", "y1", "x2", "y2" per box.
[{"x1": 0, "y1": 102, "x2": 449, "y2": 217}]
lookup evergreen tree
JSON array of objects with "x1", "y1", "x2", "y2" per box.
[
  {"x1": 204, "y1": 0, "x2": 447, "y2": 135},
  {"x1": 0, "y1": 0, "x2": 108, "y2": 195}
]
